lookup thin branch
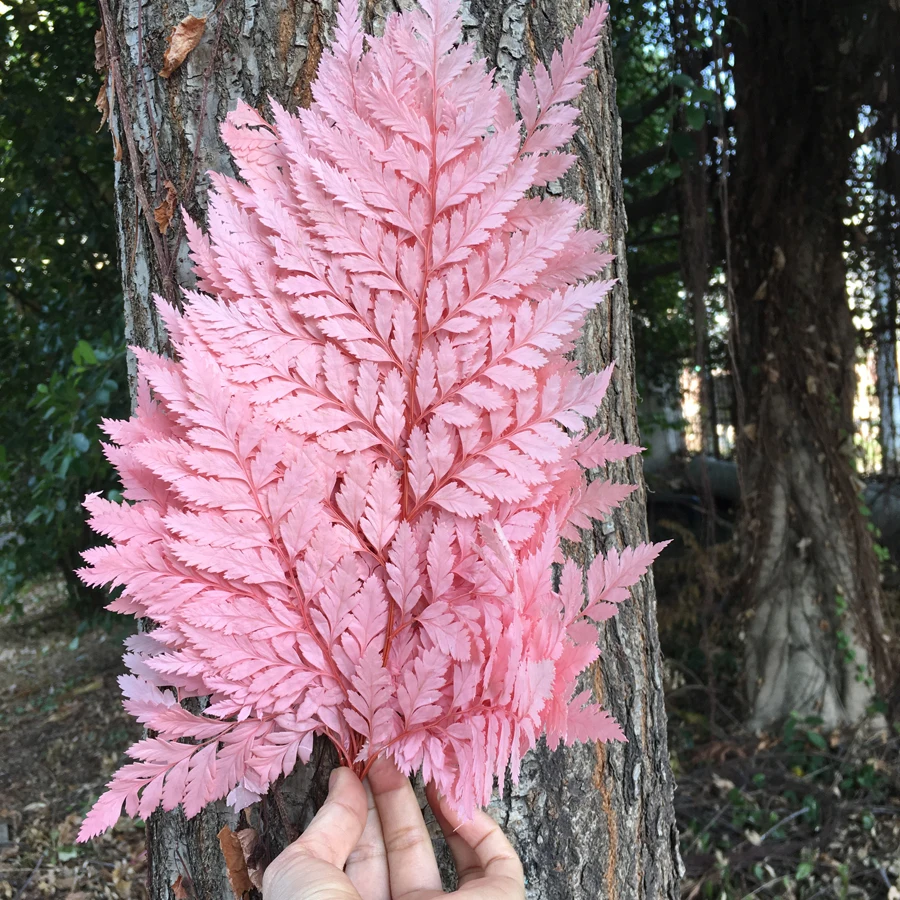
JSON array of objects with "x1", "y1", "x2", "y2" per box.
[{"x1": 13, "y1": 852, "x2": 45, "y2": 900}]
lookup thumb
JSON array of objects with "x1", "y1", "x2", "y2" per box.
[{"x1": 262, "y1": 767, "x2": 368, "y2": 900}]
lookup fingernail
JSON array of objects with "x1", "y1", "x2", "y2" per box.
[{"x1": 328, "y1": 768, "x2": 339, "y2": 791}]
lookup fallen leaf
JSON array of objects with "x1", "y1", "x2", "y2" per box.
[
  {"x1": 711, "y1": 772, "x2": 735, "y2": 793},
  {"x1": 172, "y1": 875, "x2": 190, "y2": 899},
  {"x1": 56, "y1": 813, "x2": 83, "y2": 846},
  {"x1": 70, "y1": 678, "x2": 103, "y2": 696},
  {"x1": 218, "y1": 825, "x2": 253, "y2": 898},
  {"x1": 154, "y1": 181, "x2": 178, "y2": 235},
  {"x1": 160, "y1": 16, "x2": 206, "y2": 79}
]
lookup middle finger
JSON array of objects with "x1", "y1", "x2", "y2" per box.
[{"x1": 368, "y1": 757, "x2": 443, "y2": 899}]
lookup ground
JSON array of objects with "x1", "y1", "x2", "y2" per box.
[
  {"x1": 0, "y1": 583, "x2": 144, "y2": 900},
  {"x1": 0, "y1": 582, "x2": 898, "y2": 899}
]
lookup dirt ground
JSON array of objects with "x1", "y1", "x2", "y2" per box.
[{"x1": 0, "y1": 585, "x2": 144, "y2": 899}]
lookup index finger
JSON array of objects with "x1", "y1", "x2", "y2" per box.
[{"x1": 262, "y1": 767, "x2": 368, "y2": 900}]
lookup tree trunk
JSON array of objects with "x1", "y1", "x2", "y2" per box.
[
  {"x1": 875, "y1": 283, "x2": 900, "y2": 475},
  {"x1": 729, "y1": 0, "x2": 894, "y2": 732},
  {"x1": 101, "y1": 0, "x2": 680, "y2": 896},
  {"x1": 671, "y1": 0, "x2": 716, "y2": 460}
]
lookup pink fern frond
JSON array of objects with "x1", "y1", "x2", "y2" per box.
[{"x1": 77, "y1": 0, "x2": 663, "y2": 839}]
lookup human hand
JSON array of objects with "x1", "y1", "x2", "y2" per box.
[{"x1": 262, "y1": 759, "x2": 525, "y2": 900}]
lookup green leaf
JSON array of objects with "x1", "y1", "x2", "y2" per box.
[
  {"x1": 72, "y1": 339, "x2": 98, "y2": 366},
  {"x1": 796, "y1": 862, "x2": 813, "y2": 881},
  {"x1": 57, "y1": 846, "x2": 79, "y2": 862},
  {"x1": 672, "y1": 72, "x2": 695, "y2": 90},
  {"x1": 662, "y1": 163, "x2": 683, "y2": 181},
  {"x1": 685, "y1": 106, "x2": 706, "y2": 131},
  {"x1": 806, "y1": 730, "x2": 827, "y2": 750},
  {"x1": 71, "y1": 432, "x2": 90, "y2": 453},
  {"x1": 691, "y1": 87, "x2": 718, "y2": 104}
]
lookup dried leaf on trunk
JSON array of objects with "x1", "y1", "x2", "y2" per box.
[
  {"x1": 159, "y1": 15, "x2": 207, "y2": 79},
  {"x1": 154, "y1": 181, "x2": 178, "y2": 234},
  {"x1": 113, "y1": 135, "x2": 122, "y2": 162},
  {"x1": 94, "y1": 27, "x2": 107, "y2": 72},
  {"x1": 95, "y1": 76, "x2": 110, "y2": 131},
  {"x1": 235, "y1": 828, "x2": 263, "y2": 890},
  {"x1": 171, "y1": 875, "x2": 190, "y2": 900},
  {"x1": 217, "y1": 825, "x2": 253, "y2": 898}
]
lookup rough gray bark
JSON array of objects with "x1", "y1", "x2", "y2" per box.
[
  {"x1": 729, "y1": 0, "x2": 896, "y2": 732},
  {"x1": 101, "y1": 0, "x2": 680, "y2": 896}
]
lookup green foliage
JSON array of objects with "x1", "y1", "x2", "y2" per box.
[
  {"x1": 611, "y1": 1, "x2": 689, "y2": 398},
  {"x1": 610, "y1": 1, "x2": 730, "y2": 404},
  {"x1": 680, "y1": 709, "x2": 894, "y2": 898},
  {"x1": 0, "y1": 0, "x2": 126, "y2": 610}
]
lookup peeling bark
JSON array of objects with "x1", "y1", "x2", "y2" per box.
[{"x1": 105, "y1": 0, "x2": 679, "y2": 895}]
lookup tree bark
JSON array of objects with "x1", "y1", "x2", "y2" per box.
[
  {"x1": 729, "y1": 0, "x2": 896, "y2": 732},
  {"x1": 875, "y1": 283, "x2": 900, "y2": 475},
  {"x1": 102, "y1": 0, "x2": 680, "y2": 896},
  {"x1": 671, "y1": 0, "x2": 715, "y2": 460}
]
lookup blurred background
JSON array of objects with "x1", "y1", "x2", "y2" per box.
[{"x1": 0, "y1": 0, "x2": 898, "y2": 897}]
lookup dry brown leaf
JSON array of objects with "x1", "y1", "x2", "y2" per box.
[
  {"x1": 236, "y1": 828, "x2": 263, "y2": 890},
  {"x1": 160, "y1": 15, "x2": 207, "y2": 79},
  {"x1": 95, "y1": 76, "x2": 110, "y2": 131},
  {"x1": 154, "y1": 181, "x2": 178, "y2": 235},
  {"x1": 70, "y1": 677, "x2": 104, "y2": 696},
  {"x1": 94, "y1": 27, "x2": 107, "y2": 72},
  {"x1": 113, "y1": 136, "x2": 123, "y2": 161},
  {"x1": 172, "y1": 874, "x2": 190, "y2": 899},
  {"x1": 56, "y1": 813, "x2": 83, "y2": 846},
  {"x1": 218, "y1": 825, "x2": 254, "y2": 899}
]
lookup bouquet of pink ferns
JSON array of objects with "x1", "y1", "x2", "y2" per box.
[{"x1": 76, "y1": 0, "x2": 666, "y2": 841}]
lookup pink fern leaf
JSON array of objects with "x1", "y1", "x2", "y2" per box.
[
  {"x1": 586, "y1": 542, "x2": 670, "y2": 617},
  {"x1": 77, "y1": 0, "x2": 664, "y2": 839}
]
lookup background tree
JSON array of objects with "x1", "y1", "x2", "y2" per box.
[
  {"x1": 96, "y1": 0, "x2": 680, "y2": 896},
  {"x1": 728, "y1": 0, "x2": 898, "y2": 729}
]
